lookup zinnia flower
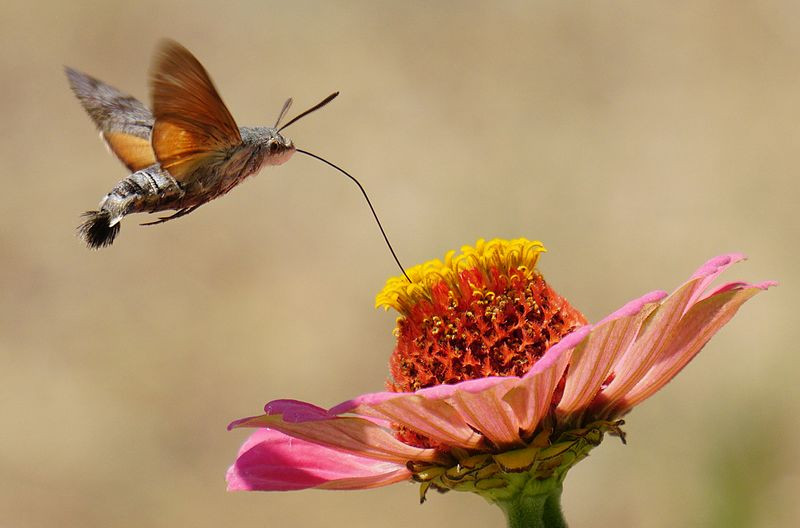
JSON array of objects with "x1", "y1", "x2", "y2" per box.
[{"x1": 227, "y1": 239, "x2": 774, "y2": 527}]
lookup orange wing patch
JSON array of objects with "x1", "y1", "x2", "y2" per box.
[
  {"x1": 104, "y1": 132, "x2": 156, "y2": 171},
  {"x1": 150, "y1": 40, "x2": 241, "y2": 183}
]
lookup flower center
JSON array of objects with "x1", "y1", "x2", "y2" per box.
[{"x1": 377, "y1": 237, "x2": 587, "y2": 394}]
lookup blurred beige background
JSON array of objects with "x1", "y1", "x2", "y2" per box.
[{"x1": 1, "y1": 1, "x2": 797, "y2": 527}]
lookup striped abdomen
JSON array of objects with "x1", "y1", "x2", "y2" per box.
[{"x1": 78, "y1": 166, "x2": 184, "y2": 248}]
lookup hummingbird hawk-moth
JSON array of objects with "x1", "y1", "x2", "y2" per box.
[{"x1": 66, "y1": 39, "x2": 337, "y2": 248}]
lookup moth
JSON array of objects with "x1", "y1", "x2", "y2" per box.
[{"x1": 67, "y1": 39, "x2": 337, "y2": 248}]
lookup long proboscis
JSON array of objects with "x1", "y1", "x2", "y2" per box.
[
  {"x1": 278, "y1": 92, "x2": 339, "y2": 132},
  {"x1": 296, "y1": 148, "x2": 411, "y2": 283}
]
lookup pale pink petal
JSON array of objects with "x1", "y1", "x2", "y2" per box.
[
  {"x1": 447, "y1": 379, "x2": 524, "y2": 449},
  {"x1": 330, "y1": 377, "x2": 518, "y2": 449},
  {"x1": 594, "y1": 290, "x2": 669, "y2": 326},
  {"x1": 331, "y1": 377, "x2": 514, "y2": 414},
  {"x1": 227, "y1": 428, "x2": 410, "y2": 491},
  {"x1": 505, "y1": 326, "x2": 590, "y2": 435},
  {"x1": 700, "y1": 280, "x2": 778, "y2": 300},
  {"x1": 417, "y1": 376, "x2": 516, "y2": 398},
  {"x1": 616, "y1": 281, "x2": 774, "y2": 412},
  {"x1": 525, "y1": 325, "x2": 593, "y2": 379},
  {"x1": 329, "y1": 391, "x2": 408, "y2": 414},
  {"x1": 230, "y1": 408, "x2": 442, "y2": 464},
  {"x1": 595, "y1": 257, "x2": 770, "y2": 417},
  {"x1": 315, "y1": 470, "x2": 412, "y2": 490},
  {"x1": 325, "y1": 330, "x2": 590, "y2": 449},
  {"x1": 687, "y1": 253, "x2": 746, "y2": 306},
  {"x1": 595, "y1": 258, "x2": 731, "y2": 409},
  {"x1": 556, "y1": 291, "x2": 666, "y2": 422},
  {"x1": 342, "y1": 393, "x2": 485, "y2": 449}
]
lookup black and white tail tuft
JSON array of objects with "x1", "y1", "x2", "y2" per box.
[{"x1": 78, "y1": 210, "x2": 120, "y2": 249}]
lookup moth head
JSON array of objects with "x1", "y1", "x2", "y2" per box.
[{"x1": 264, "y1": 134, "x2": 295, "y2": 166}]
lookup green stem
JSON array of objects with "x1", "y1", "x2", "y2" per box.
[{"x1": 496, "y1": 485, "x2": 567, "y2": 528}]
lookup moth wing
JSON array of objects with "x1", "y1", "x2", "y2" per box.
[
  {"x1": 65, "y1": 67, "x2": 156, "y2": 171},
  {"x1": 150, "y1": 40, "x2": 242, "y2": 183},
  {"x1": 102, "y1": 132, "x2": 156, "y2": 172}
]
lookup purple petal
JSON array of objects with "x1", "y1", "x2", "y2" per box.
[
  {"x1": 265, "y1": 399, "x2": 330, "y2": 421},
  {"x1": 227, "y1": 428, "x2": 410, "y2": 491}
]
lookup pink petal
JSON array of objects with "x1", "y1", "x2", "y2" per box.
[
  {"x1": 594, "y1": 256, "x2": 771, "y2": 418},
  {"x1": 617, "y1": 281, "x2": 774, "y2": 411},
  {"x1": 339, "y1": 392, "x2": 485, "y2": 449},
  {"x1": 687, "y1": 253, "x2": 746, "y2": 306},
  {"x1": 330, "y1": 377, "x2": 518, "y2": 449},
  {"x1": 227, "y1": 428, "x2": 410, "y2": 491},
  {"x1": 329, "y1": 337, "x2": 583, "y2": 450},
  {"x1": 330, "y1": 377, "x2": 515, "y2": 414},
  {"x1": 700, "y1": 280, "x2": 778, "y2": 300},
  {"x1": 447, "y1": 379, "x2": 524, "y2": 449},
  {"x1": 265, "y1": 399, "x2": 330, "y2": 421},
  {"x1": 417, "y1": 376, "x2": 517, "y2": 398},
  {"x1": 230, "y1": 408, "x2": 442, "y2": 464},
  {"x1": 506, "y1": 326, "x2": 589, "y2": 435},
  {"x1": 595, "y1": 257, "x2": 734, "y2": 409},
  {"x1": 526, "y1": 325, "x2": 593, "y2": 378},
  {"x1": 556, "y1": 291, "x2": 666, "y2": 423}
]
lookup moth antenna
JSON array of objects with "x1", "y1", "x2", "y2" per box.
[
  {"x1": 296, "y1": 149, "x2": 411, "y2": 283},
  {"x1": 278, "y1": 92, "x2": 339, "y2": 132},
  {"x1": 274, "y1": 98, "x2": 293, "y2": 128},
  {"x1": 78, "y1": 210, "x2": 120, "y2": 249}
]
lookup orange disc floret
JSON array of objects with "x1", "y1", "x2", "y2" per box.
[{"x1": 377, "y1": 238, "x2": 587, "y2": 392}]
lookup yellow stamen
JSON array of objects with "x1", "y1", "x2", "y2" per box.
[{"x1": 376, "y1": 238, "x2": 546, "y2": 313}]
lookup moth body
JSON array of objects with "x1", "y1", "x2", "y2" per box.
[{"x1": 67, "y1": 40, "x2": 325, "y2": 249}]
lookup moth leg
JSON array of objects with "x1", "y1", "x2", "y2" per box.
[{"x1": 140, "y1": 204, "x2": 202, "y2": 226}]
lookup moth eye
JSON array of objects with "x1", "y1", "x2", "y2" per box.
[{"x1": 269, "y1": 142, "x2": 279, "y2": 152}]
